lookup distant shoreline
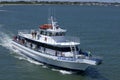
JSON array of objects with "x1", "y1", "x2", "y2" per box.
[{"x1": 0, "y1": 1, "x2": 120, "y2": 6}]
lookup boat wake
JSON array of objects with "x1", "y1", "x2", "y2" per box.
[
  {"x1": 51, "y1": 68, "x2": 73, "y2": 75},
  {"x1": 0, "y1": 26, "x2": 43, "y2": 65},
  {"x1": 0, "y1": 32, "x2": 44, "y2": 66},
  {"x1": 59, "y1": 70, "x2": 72, "y2": 74},
  {"x1": 14, "y1": 53, "x2": 44, "y2": 66},
  {"x1": 0, "y1": 31, "x2": 13, "y2": 50}
]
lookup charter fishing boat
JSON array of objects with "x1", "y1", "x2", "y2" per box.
[{"x1": 12, "y1": 16, "x2": 102, "y2": 71}]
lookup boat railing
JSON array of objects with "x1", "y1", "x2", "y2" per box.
[
  {"x1": 77, "y1": 54, "x2": 102, "y2": 60},
  {"x1": 18, "y1": 30, "x2": 30, "y2": 34}
]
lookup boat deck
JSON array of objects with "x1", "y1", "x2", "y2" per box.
[{"x1": 18, "y1": 32, "x2": 80, "y2": 47}]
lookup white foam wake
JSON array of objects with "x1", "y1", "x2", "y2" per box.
[
  {"x1": 25, "y1": 57, "x2": 44, "y2": 66},
  {"x1": 52, "y1": 68, "x2": 72, "y2": 75},
  {"x1": 59, "y1": 70, "x2": 72, "y2": 74},
  {"x1": 0, "y1": 32, "x2": 13, "y2": 50},
  {"x1": 0, "y1": 26, "x2": 44, "y2": 66},
  {"x1": 14, "y1": 54, "x2": 44, "y2": 66}
]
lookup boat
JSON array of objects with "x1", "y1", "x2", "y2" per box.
[{"x1": 11, "y1": 16, "x2": 102, "y2": 71}]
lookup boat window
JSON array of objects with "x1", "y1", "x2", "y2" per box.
[
  {"x1": 44, "y1": 48, "x2": 46, "y2": 52},
  {"x1": 47, "y1": 32, "x2": 62, "y2": 36},
  {"x1": 24, "y1": 38, "x2": 78, "y2": 52},
  {"x1": 76, "y1": 46, "x2": 79, "y2": 51},
  {"x1": 56, "y1": 32, "x2": 59, "y2": 36},
  {"x1": 52, "y1": 32, "x2": 55, "y2": 36},
  {"x1": 44, "y1": 31, "x2": 47, "y2": 35},
  {"x1": 40, "y1": 31, "x2": 44, "y2": 35},
  {"x1": 61, "y1": 47, "x2": 71, "y2": 52},
  {"x1": 58, "y1": 33, "x2": 61, "y2": 36},
  {"x1": 60, "y1": 46, "x2": 78, "y2": 52},
  {"x1": 59, "y1": 32, "x2": 62, "y2": 36},
  {"x1": 60, "y1": 47, "x2": 73, "y2": 52},
  {"x1": 43, "y1": 31, "x2": 45, "y2": 35},
  {"x1": 62, "y1": 32, "x2": 65, "y2": 36},
  {"x1": 49, "y1": 32, "x2": 52, "y2": 36},
  {"x1": 39, "y1": 46, "x2": 41, "y2": 49},
  {"x1": 46, "y1": 32, "x2": 49, "y2": 36},
  {"x1": 58, "y1": 32, "x2": 65, "y2": 36}
]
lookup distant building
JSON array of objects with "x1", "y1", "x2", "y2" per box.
[{"x1": 0, "y1": 0, "x2": 120, "y2": 3}]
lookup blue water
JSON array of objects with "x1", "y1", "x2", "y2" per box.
[{"x1": 0, "y1": 5, "x2": 120, "y2": 80}]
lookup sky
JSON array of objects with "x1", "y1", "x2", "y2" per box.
[{"x1": 0, "y1": 0, "x2": 120, "y2": 3}]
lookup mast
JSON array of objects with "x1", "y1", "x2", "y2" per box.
[
  {"x1": 48, "y1": 8, "x2": 57, "y2": 30},
  {"x1": 50, "y1": 16, "x2": 57, "y2": 30}
]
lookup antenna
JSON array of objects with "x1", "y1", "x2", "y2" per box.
[
  {"x1": 48, "y1": 7, "x2": 56, "y2": 23},
  {"x1": 48, "y1": 7, "x2": 58, "y2": 30},
  {"x1": 48, "y1": 8, "x2": 51, "y2": 24}
]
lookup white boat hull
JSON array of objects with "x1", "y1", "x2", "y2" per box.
[{"x1": 12, "y1": 41, "x2": 89, "y2": 71}]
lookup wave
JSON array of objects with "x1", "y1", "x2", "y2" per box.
[{"x1": 0, "y1": 32, "x2": 13, "y2": 50}]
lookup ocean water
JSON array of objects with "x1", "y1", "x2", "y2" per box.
[{"x1": 0, "y1": 5, "x2": 120, "y2": 80}]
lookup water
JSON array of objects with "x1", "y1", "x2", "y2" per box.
[{"x1": 0, "y1": 5, "x2": 120, "y2": 80}]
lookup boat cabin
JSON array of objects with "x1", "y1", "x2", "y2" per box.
[
  {"x1": 39, "y1": 23, "x2": 66, "y2": 37},
  {"x1": 13, "y1": 34, "x2": 80, "y2": 58},
  {"x1": 39, "y1": 29, "x2": 66, "y2": 36},
  {"x1": 13, "y1": 16, "x2": 82, "y2": 58}
]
